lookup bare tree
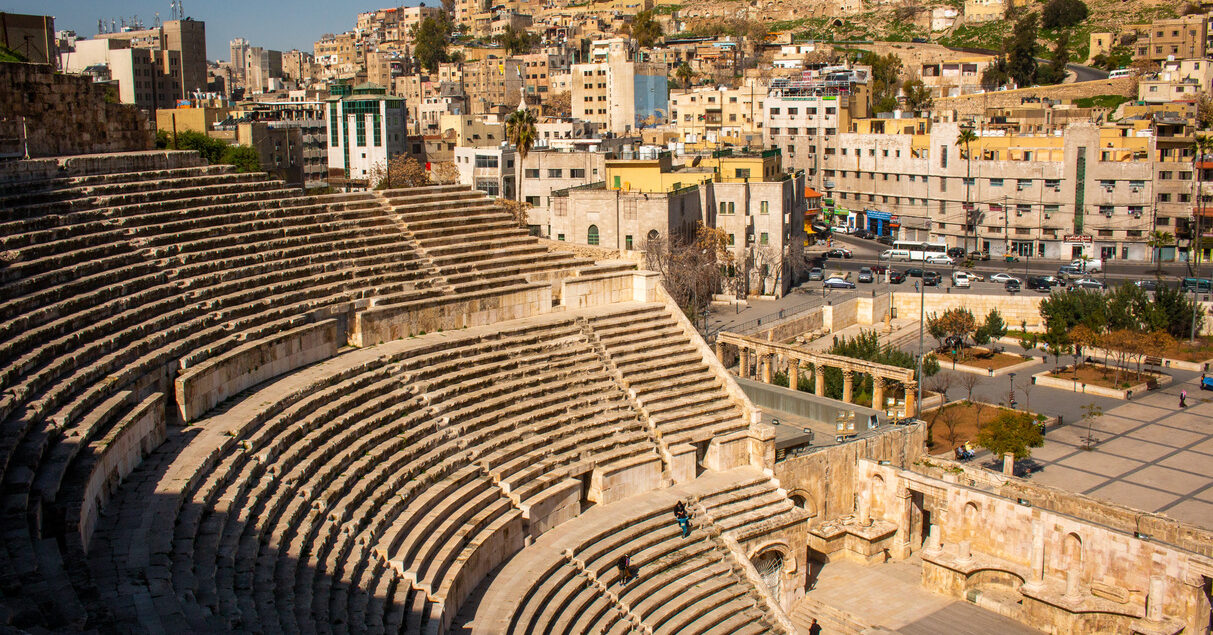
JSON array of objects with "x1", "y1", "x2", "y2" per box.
[
  {"x1": 642, "y1": 221, "x2": 731, "y2": 315},
  {"x1": 494, "y1": 198, "x2": 532, "y2": 229},
  {"x1": 928, "y1": 374, "x2": 954, "y2": 403},
  {"x1": 1020, "y1": 379, "x2": 1034, "y2": 413},
  {"x1": 959, "y1": 372, "x2": 982, "y2": 403},
  {"x1": 431, "y1": 161, "x2": 459, "y2": 185},
  {"x1": 369, "y1": 155, "x2": 429, "y2": 189},
  {"x1": 938, "y1": 405, "x2": 963, "y2": 449}
]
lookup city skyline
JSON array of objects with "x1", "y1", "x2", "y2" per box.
[{"x1": 2, "y1": 0, "x2": 430, "y2": 60}]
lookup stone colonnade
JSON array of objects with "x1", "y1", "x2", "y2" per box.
[{"x1": 716, "y1": 332, "x2": 918, "y2": 417}]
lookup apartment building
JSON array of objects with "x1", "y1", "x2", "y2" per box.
[
  {"x1": 325, "y1": 83, "x2": 407, "y2": 186},
  {"x1": 61, "y1": 38, "x2": 182, "y2": 110},
  {"x1": 571, "y1": 38, "x2": 669, "y2": 134},
  {"x1": 1134, "y1": 14, "x2": 1210, "y2": 63},
  {"x1": 96, "y1": 18, "x2": 206, "y2": 98},
  {"x1": 520, "y1": 149, "x2": 606, "y2": 231},
  {"x1": 1137, "y1": 58, "x2": 1213, "y2": 103},
  {"x1": 549, "y1": 148, "x2": 807, "y2": 296},
  {"x1": 454, "y1": 145, "x2": 517, "y2": 199},
  {"x1": 521, "y1": 46, "x2": 575, "y2": 97},
  {"x1": 245, "y1": 47, "x2": 283, "y2": 94},
  {"x1": 462, "y1": 57, "x2": 524, "y2": 114},
  {"x1": 763, "y1": 89, "x2": 860, "y2": 175},
  {"x1": 668, "y1": 81, "x2": 766, "y2": 149},
  {"x1": 817, "y1": 121, "x2": 1156, "y2": 262},
  {"x1": 282, "y1": 50, "x2": 315, "y2": 83}
]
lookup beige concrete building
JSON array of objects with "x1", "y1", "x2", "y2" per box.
[
  {"x1": 520, "y1": 149, "x2": 606, "y2": 230},
  {"x1": 61, "y1": 38, "x2": 182, "y2": 111},
  {"x1": 1137, "y1": 57, "x2": 1213, "y2": 103},
  {"x1": 462, "y1": 57, "x2": 524, "y2": 114},
  {"x1": 96, "y1": 18, "x2": 206, "y2": 99},
  {"x1": 1134, "y1": 14, "x2": 1210, "y2": 63},
  {"x1": 455, "y1": 145, "x2": 516, "y2": 199},
  {"x1": 669, "y1": 82, "x2": 767, "y2": 150},
  {"x1": 572, "y1": 38, "x2": 669, "y2": 134}
]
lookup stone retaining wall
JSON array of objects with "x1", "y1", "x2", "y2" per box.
[
  {"x1": 175, "y1": 320, "x2": 339, "y2": 422},
  {"x1": 352, "y1": 285, "x2": 553, "y2": 346},
  {"x1": 0, "y1": 62, "x2": 154, "y2": 158}
]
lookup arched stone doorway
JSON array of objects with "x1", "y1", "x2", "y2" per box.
[{"x1": 753, "y1": 550, "x2": 784, "y2": 600}]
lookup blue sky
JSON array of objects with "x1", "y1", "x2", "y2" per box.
[{"x1": 3, "y1": 0, "x2": 427, "y2": 60}]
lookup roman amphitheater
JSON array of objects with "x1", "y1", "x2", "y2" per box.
[{"x1": 0, "y1": 149, "x2": 1211, "y2": 635}]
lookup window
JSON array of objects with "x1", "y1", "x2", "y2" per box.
[
  {"x1": 962, "y1": 177, "x2": 975, "y2": 186},
  {"x1": 525, "y1": 168, "x2": 540, "y2": 178},
  {"x1": 990, "y1": 178, "x2": 1004, "y2": 187},
  {"x1": 760, "y1": 232, "x2": 769, "y2": 244},
  {"x1": 570, "y1": 168, "x2": 585, "y2": 178},
  {"x1": 787, "y1": 108, "x2": 798, "y2": 115},
  {"x1": 735, "y1": 168, "x2": 750, "y2": 179},
  {"x1": 475, "y1": 155, "x2": 499, "y2": 168},
  {"x1": 729, "y1": 202, "x2": 735, "y2": 214},
  {"x1": 760, "y1": 201, "x2": 769, "y2": 214},
  {"x1": 769, "y1": 107, "x2": 780, "y2": 116},
  {"x1": 587, "y1": 224, "x2": 599, "y2": 246},
  {"x1": 727, "y1": 233, "x2": 735, "y2": 245},
  {"x1": 939, "y1": 145, "x2": 948, "y2": 168},
  {"x1": 720, "y1": 202, "x2": 728, "y2": 216},
  {"x1": 475, "y1": 179, "x2": 499, "y2": 196},
  {"x1": 1098, "y1": 229, "x2": 1114, "y2": 237},
  {"x1": 525, "y1": 195, "x2": 540, "y2": 206},
  {"x1": 1045, "y1": 178, "x2": 1061, "y2": 189},
  {"x1": 1100, "y1": 205, "x2": 1114, "y2": 215},
  {"x1": 1017, "y1": 179, "x2": 1032, "y2": 190},
  {"x1": 613, "y1": 176, "x2": 621, "y2": 188},
  {"x1": 625, "y1": 234, "x2": 633, "y2": 250},
  {"x1": 548, "y1": 168, "x2": 563, "y2": 178}
]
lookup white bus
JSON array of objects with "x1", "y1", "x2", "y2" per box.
[{"x1": 892, "y1": 241, "x2": 948, "y2": 261}]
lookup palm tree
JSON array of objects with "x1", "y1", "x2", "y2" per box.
[
  {"x1": 506, "y1": 107, "x2": 537, "y2": 202},
  {"x1": 675, "y1": 62, "x2": 695, "y2": 89},
  {"x1": 1147, "y1": 230, "x2": 1175, "y2": 274},
  {"x1": 1190, "y1": 134, "x2": 1213, "y2": 276},
  {"x1": 955, "y1": 127, "x2": 979, "y2": 253}
]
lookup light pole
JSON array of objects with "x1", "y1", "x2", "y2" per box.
[
  {"x1": 1008, "y1": 372, "x2": 1017, "y2": 409},
  {"x1": 916, "y1": 266, "x2": 925, "y2": 420}
]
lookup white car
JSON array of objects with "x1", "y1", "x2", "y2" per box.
[
  {"x1": 925, "y1": 254, "x2": 954, "y2": 265},
  {"x1": 989, "y1": 272, "x2": 1019, "y2": 284},
  {"x1": 952, "y1": 271, "x2": 972, "y2": 288}
]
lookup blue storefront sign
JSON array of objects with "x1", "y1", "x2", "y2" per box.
[{"x1": 865, "y1": 209, "x2": 891, "y2": 235}]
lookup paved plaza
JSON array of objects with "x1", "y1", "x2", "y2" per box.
[{"x1": 921, "y1": 343, "x2": 1213, "y2": 529}]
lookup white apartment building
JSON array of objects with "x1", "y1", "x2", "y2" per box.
[
  {"x1": 454, "y1": 145, "x2": 517, "y2": 199},
  {"x1": 324, "y1": 85, "x2": 407, "y2": 185},
  {"x1": 571, "y1": 38, "x2": 669, "y2": 134}
]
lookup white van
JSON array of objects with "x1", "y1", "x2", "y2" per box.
[
  {"x1": 880, "y1": 249, "x2": 911, "y2": 261},
  {"x1": 1070, "y1": 258, "x2": 1103, "y2": 273},
  {"x1": 1108, "y1": 68, "x2": 1133, "y2": 79},
  {"x1": 952, "y1": 271, "x2": 972, "y2": 288}
]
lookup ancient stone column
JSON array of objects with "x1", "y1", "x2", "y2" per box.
[
  {"x1": 762, "y1": 354, "x2": 773, "y2": 383},
  {"x1": 790, "y1": 359, "x2": 801, "y2": 391},
  {"x1": 1026, "y1": 522, "x2": 1046, "y2": 589},
  {"x1": 842, "y1": 370, "x2": 854, "y2": 404},
  {"x1": 873, "y1": 377, "x2": 886, "y2": 412},
  {"x1": 1003, "y1": 453, "x2": 1015, "y2": 476},
  {"x1": 1065, "y1": 570, "x2": 1081, "y2": 599},
  {"x1": 740, "y1": 348, "x2": 749, "y2": 378},
  {"x1": 904, "y1": 383, "x2": 917, "y2": 417},
  {"x1": 957, "y1": 540, "x2": 972, "y2": 562},
  {"x1": 926, "y1": 523, "x2": 941, "y2": 552},
  {"x1": 715, "y1": 341, "x2": 725, "y2": 363},
  {"x1": 1147, "y1": 576, "x2": 1164, "y2": 622},
  {"x1": 815, "y1": 367, "x2": 825, "y2": 396}
]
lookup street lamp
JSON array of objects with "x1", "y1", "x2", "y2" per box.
[
  {"x1": 1008, "y1": 372, "x2": 1017, "y2": 409},
  {"x1": 916, "y1": 264, "x2": 925, "y2": 420}
]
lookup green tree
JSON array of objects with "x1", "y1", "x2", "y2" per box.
[
  {"x1": 1041, "y1": 0, "x2": 1088, "y2": 29},
  {"x1": 976, "y1": 410, "x2": 1044, "y2": 473},
  {"x1": 1147, "y1": 230, "x2": 1175, "y2": 273},
  {"x1": 1190, "y1": 134, "x2": 1213, "y2": 276},
  {"x1": 927, "y1": 307, "x2": 978, "y2": 356},
  {"x1": 1041, "y1": 31, "x2": 1071, "y2": 85},
  {"x1": 506, "y1": 108, "x2": 537, "y2": 201},
  {"x1": 975, "y1": 309, "x2": 1007, "y2": 346},
  {"x1": 496, "y1": 26, "x2": 538, "y2": 55},
  {"x1": 412, "y1": 16, "x2": 451, "y2": 73},
  {"x1": 1007, "y1": 12, "x2": 1040, "y2": 87},
  {"x1": 630, "y1": 10, "x2": 663, "y2": 47},
  {"x1": 981, "y1": 56, "x2": 1010, "y2": 90},
  {"x1": 902, "y1": 78, "x2": 933, "y2": 113},
  {"x1": 1039, "y1": 288, "x2": 1108, "y2": 335},
  {"x1": 956, "y1": 126, "x2": 979, "y2": 251},
  {"x1": 1196, "y1": 93, "x2": 1213, "y2": 129},
  {"x1": 675, "y1": 62, "x2": 695, "y2": 89},
  {"x1": 218, "y1": 145, "x2": 260, "y2": 173},
  {"x1": 860, "y1": 51, "x2": 903, "y2": 113}
]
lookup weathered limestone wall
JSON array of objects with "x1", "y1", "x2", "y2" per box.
[
  {"x1": 751, "y1": 305, "x2": 825, "y2": 343},
  {"x1": 352, "y1": 285, "x2": 553, "y2": 346},
  {"x1": 772, "y1": 423, "x2": 927, "y2": 525},
  {"x1": 913, "y1": 458, "x2": 1213, "y2": 558},
  {"x1": 868, "y1": 460, "x2": 1213, "y2": 634},
  {"x1": 561, "y1": 270, "x2": 659, "y2": 308},
  {"x1": 536, "y1": 237, "x2": 646, "y2": 265},
  {"x1": 821, "y1": 296, "x2": 859, "y2": 332},
  {"x1": 894, "y1": 292, "x2": 1046, "y2": 330},
  {"x1": 936, "y1": 77, "x2": 1136, "y2": 117},
  {"x1": 75, "y1": 393, "x2": 165, "y2": 552},
  {"x1": 175, "y1": 320, "x2": 339, "y2": 422},
  {"x1": 0, "y1": 62, "x2": 154, "y2": 157},
  {"x1": 0, "y1": 150, "x2": 202, "y2": 185},
  {"x1": 854, "y1": 293, "x2": 891, "y2": 326}
]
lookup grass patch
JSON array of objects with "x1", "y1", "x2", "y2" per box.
[
  {"x1": 1153, "y1": 336, "x2": 1213, "y2": 362},
  {"x1": 1074, "y1": 94, "x2": 1131, "y2": 110},
  {"x1": 938, "y1": 21, "x2": 1010, "y2": 50},
  {"x1": 938, "y1": 349, "x2": 1029, "y2": 370},
  {"x1": 1044, "y1": 363, "x2": 1154, "y2": 389},
  {"x1": 925, "y1": 401, "x2": 1026, "y2": 452}
]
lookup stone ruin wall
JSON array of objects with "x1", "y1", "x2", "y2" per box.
[{"x1": 0, "y1": 62, "x2": 154, "y2": 158}]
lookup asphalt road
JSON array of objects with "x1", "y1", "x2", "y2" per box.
[{"x1": 1067, "y1": 62, "x2": 1109, "y2": 83}]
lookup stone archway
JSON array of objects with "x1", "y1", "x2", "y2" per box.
[{"x1": 753, "y1": 549, "x2": 785, "y2": 600}]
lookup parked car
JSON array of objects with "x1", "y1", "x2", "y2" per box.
[
  {"x1": 905, "y1": 267, "x2": 924, "y2": 278},
  {"x1": 922, "y1": 271, "x2": 942, "y2": 286},
  {"x1": 1181, "y1": 277, "x2": 1212, "y2": 292},
  {"x1": 968, "y1": 251, "x2": 990, "y2": 261},
  {"x1": 966, "y1": 271, "x2": 986, "y2": 282},
  {"x1": 952, "y1": 271, "x2": 972, "y2": 288},
  {"x1": 1004, "y1": 278, "x2": 1022, "y2": 292},
  {"x1": 1039, "y1": 274, "x2": 1063, "y2": 287},
  {"x1": 858, "y1": 267, "x2": 874, "y2": 283},
  {"x1": 925, "y1": 254, "x2": 954, "y2": 265},
  {"x1": 876, "y1": 235, "x2": 895, "y2": 246},
  {"x1": 808, "y1": 267, "x2": 824, "y2": 281},
  {"x1": 823, "y1": 276, "x2": 856, "y2": 289},
  {"x1": 1202, "y1": 375, "x2": 1213, "y2": 391},
  {"x1": 1058, "y1": 264, "x2": 1085, "y2": 280},
  {"x1": 947, "y1": 247, "x2": 967, "y2": 259},
  {"x1": 826, "y1": 247, "x2": 853, "y2": 259},
  {"x1": 989, "y1": 272, "x2": 1019, "y2": 284},
  {"x1": 880, "y1": 249, "x2": 911, "y2": 261},
  {"x1": 853, "y1": 229, "x2": 872, "y2": 239},
  {"x1": 1026, "y1": 276, "x2": 1052, "y2": 291},
  {"x1": 870, "y1": 264, "x2": 888, "y2": 275},
  {"x1": 888, "y1": 270, "x2": 906, "y2": 284},
  {"x1": 1134, "y1": 279, "x2": 1158, "y2": 291},
  {"x1": 1073, "y1": 277, "x2": 1106, "y2": 290}
]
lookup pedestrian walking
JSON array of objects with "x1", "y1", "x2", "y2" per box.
[
  {"x1": 1180, "y1": 389, "x2": 1188, "y2": 408},
  {"x1": 808, "y1": 618, "x2": 822, "y2": 635},
  {"x1": 914, "y1": 281, "x2": 919, "y2": 292}
]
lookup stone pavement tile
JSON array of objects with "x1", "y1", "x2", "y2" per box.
[
  {"x1": 1053, "y1": 449, "x2": 1143, "y2": 477},
  {"x1": 1043, "y1": 425, "x2": 1094, "y2": 447},
  {"x1": 1158, "y1": 450, "x2": 1213, "y2": 474},
  {"x1": 1088, "y1": 415, "x2": 1148, "y2": 436},
  {"x1": 1133, "y1": 392, "x2": 1178, "y2": 408},
  {"x1": 1026, "y1": 465, "x2": 1110, "y2": 493},
  {"x1": 1110, "y1": 401, "x2": 1172, "y2": 419},
  {"x1": 1156, "y1": 499, "x2": 1213, "y2": 530},
  {"x1": 1126, "y1": 465, "x2": 1211, "y2": 496},
  {"x1": 1084, "y1": 481, "x2": 1180, "y2": 513},
  {"x1": 1187, "y1": 438, "x2": 1213, "y2": 455},
  {"x1": 1030, "y1": 442, "x2": 1080, "y2": 462},
  {"x1": 1093, "y1": 436, "x2": 1179, "y2": 462},
  {"x1": 1125, "y1": 425, "x2": 1207, "y2": 448}
]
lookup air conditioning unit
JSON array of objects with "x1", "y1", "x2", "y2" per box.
[
  {"x1": 1044, "y1": 213, "x2": 1051, "y2": 219},
  {"x1": 1132, "y1": 187, "x2": 1141, "y2": 193},
  {"x1": 1105, "y1": 212, "x2": 1113, "y2": 217}
]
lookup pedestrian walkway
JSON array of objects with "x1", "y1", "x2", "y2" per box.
[{"x1": 789, "y1": 556, "x2": 1041, "y2": 634}]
